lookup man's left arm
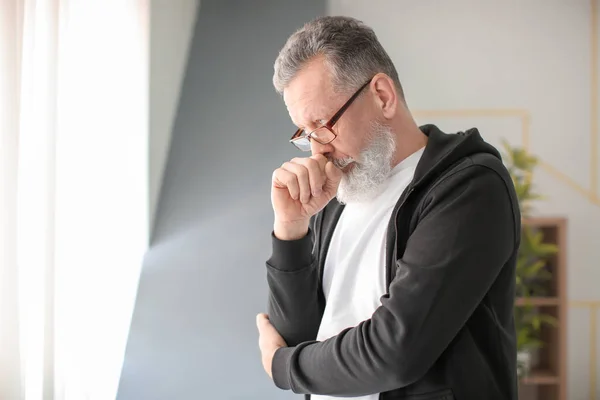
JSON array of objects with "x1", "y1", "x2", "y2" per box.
[{"x1": 269, "y1": 164, "x2": 518, "y2": 396}]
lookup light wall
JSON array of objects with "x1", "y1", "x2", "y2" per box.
[{"x1": 326, "y1": 0, "x2": 599, "y2": 398}]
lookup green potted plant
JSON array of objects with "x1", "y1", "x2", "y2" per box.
[{"x1": 500, "y1": 140, "x2": 559, "y2": 378}]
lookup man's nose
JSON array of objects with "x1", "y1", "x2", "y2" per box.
[{"x1": 310, "y1": 140, "x2": 334, "y2": 158}]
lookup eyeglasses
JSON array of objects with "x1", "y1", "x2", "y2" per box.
[{"x1": 289, "y1": 78, "x2": 373, "y2": 151}]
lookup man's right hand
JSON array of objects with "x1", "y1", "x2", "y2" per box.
[{"x1": 271, "y1": 154, "x2": 343, "y2": 240}]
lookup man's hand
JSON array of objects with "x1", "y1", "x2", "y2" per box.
[
  {"x1": 271, "y1": 154, "x2": 342, "y2": 240},
  {"x1": 256, "y1": 313, "x2": 287, "y2": 379}
]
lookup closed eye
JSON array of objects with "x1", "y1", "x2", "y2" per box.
[{"x1": 291, "y1": 127, "x2": 307, "y2": 140}]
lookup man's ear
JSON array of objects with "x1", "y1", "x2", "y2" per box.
[{"x1": 370, "y1": 73, "x2": 398, "y2": 120}]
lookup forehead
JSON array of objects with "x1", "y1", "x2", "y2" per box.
[{"x1": 283, "y1": 58, "x2": 338, "y2": 127}]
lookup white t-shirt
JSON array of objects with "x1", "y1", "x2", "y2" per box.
[{"x1": 313, "y1": 147, "x2": 424, "y2": 400}]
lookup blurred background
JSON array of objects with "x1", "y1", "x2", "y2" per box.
[{"x1": 1, "y1": 0, "x2": 599, "y2": 399}]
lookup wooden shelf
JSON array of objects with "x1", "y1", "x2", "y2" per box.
[
  {"x1": 517, "y1": 217, "x2": 567, "y2": 400},
  {"x1": 522, "y1": 217, "x2": 567, "y2": 228},
  {"x1": 521, "y1": 370, "x2": 560, "y2": 385},
  {"x1": 515, "y1": 297, "x2": 560, "y2": 306}
]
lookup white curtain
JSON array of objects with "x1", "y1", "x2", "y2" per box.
[{"x1": 0, "y1": 1, "x2": 149, "y2": 399}]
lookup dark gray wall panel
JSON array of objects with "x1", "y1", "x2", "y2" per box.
[{"x1": 118, "y1": 1, "x2": 326, "y2": 399}]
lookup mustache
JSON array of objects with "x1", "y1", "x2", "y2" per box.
[{"x1": 330, "y1": 157, "x2": 354, "y2": 169}]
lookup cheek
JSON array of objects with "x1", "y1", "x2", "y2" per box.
[
  {"x1": 336, "y1": 121, "x2": 369, "y2": 157},
  {"x1": 330, "y1": 138, "x2": 360, "y2": 161}
]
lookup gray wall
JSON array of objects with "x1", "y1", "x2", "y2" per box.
[
  {"x1": 118, "y1": 1, "x2": 325, "y2": 399},
  {"x1": 149, "y1": 0, "x2": 199, "y2": 231}
]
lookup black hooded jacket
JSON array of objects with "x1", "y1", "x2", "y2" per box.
[{"x1": 265, "y1": 124, "x2": 521, "y2": 400}]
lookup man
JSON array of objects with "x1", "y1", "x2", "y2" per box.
[{"x1": 256, "y1": 16, "x2": 520, "y2": 400}]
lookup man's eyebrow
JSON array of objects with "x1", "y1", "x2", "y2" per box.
[{"x1": 293, "y1": 116, "x2": 327, "y2": 130}]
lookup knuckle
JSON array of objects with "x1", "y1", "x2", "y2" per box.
[
  {"x1": 273, "y1": 168, "x2": 291, "y2": 183},
  {"x1": 295, "y1": 165, "x2": 308, "y2": 179},
  {"x1": 291, "y1": 157, "x2": 316, "y2": 171},
  {"x1": 303, "y1": 160, "x2": 320, "y2": 176},
  {"x1": 304, "y1": 157, "x2": 318, "y2": 168},
  {"x1": 284, "y1": 173, "x2": 296, "y2": 184},
  {"x1": 311, "y1": 154, "x2": 326, "y2": 164}
]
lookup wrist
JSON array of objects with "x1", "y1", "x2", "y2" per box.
[
  {"x1": 266, "y1": 345, "x2": 282, "y2": 379},
  {"x1": 273, "y1": 219, "x2": 309, "y2": 241}
]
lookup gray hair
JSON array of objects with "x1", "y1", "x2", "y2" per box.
[{"x1": 273, "y1": 16, "x2": 404, "y2": 98}]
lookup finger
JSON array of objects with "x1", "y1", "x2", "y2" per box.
[
  {"x1": 272, "y1": 168, "x2": 300, "y2": 201},
  {"x1": 309, "y1": 154, "x2": 328, "y2": 171},
  {"x1": 256, "y1": 313, "x2": 268, "y2": 329},
  {"x1": 292, "y1": 157, "x2": 326, "y2": 197},
  {"x1": 324, "y1": 161, "x2": 343, "y2": 195},
  {"x1": 256, "y1": 314, "x2": 276, "y2": 336},
  {"x1": 281, "y1": 162, "x2": 311, "y2": 204}
]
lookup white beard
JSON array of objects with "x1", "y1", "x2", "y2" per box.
[{"x1": 333, "y1": 122, "x2": 396, "y2": 204}]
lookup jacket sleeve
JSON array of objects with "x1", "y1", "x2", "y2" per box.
[
  {"x1": 271, "y1": 164, "x2": 518, "y2": 396},
  {"x1": 266, "y1": 216, "x2": 323, "y2": 347}
]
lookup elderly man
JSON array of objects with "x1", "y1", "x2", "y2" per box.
[{"x1": 256, "y1": 16, "x2": 520, "y2": 400}]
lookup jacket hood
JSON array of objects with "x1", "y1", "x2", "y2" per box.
[{"x1": 412, "y1": 124, "x2": 502, "y2": 188}]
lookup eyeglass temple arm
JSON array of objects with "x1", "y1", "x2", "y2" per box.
[{"x1": 327, "y1": 79, "x2": 372, "y2": 127}]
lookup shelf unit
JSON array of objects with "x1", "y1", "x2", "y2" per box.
[{"x1": 516, "y1": 217, "x2": 567, "y2": 400}]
